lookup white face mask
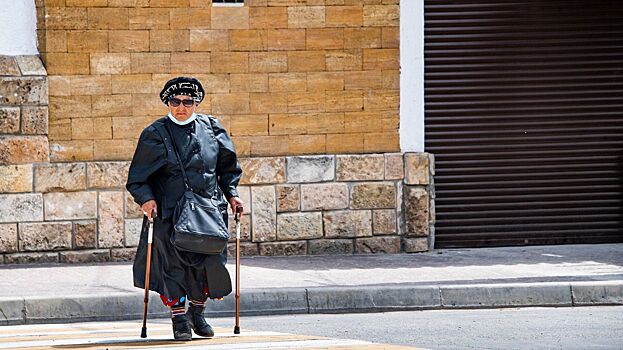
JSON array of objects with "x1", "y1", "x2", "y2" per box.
[{"x1": 168, "y1": 112, "x2": 197, "y2": 125}]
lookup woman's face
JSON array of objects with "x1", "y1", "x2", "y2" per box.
[{"x1": 168, "y1": 94, "x2": 197, "y2": 121}]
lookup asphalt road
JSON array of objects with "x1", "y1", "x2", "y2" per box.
[{"x1": 208, "y1": 306, "x2": 623, "y2": 350}]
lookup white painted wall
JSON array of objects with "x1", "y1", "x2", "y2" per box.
[
  {"x1": 0, "y1": 0, "x2": 38, "y2": 55},
  {"x1": 400, "y1": 0, "x2": 425, "y2": 152}
]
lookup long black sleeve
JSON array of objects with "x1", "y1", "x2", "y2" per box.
[
  {"x1": 126, "y1": 126, "x2": 167, "y2": 206},
  {"x1": 210, "y1": 117, "x2": 242, "y2": 201}
]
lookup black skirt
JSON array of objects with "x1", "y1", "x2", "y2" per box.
[{"x1": 132, "y1": 215, "x2": 232, "y2": 302}]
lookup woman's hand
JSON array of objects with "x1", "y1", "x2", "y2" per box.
[
  {"x1": 141, "y1": 200, "x2": 157, "y2": 220},
  {"x1": 229, "y1": 196, "x2": 244, "y2": 217}
]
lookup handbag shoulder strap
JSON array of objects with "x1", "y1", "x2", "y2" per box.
[{"x1": 159, "y1": 121, "x2": 192, "y2": 191}]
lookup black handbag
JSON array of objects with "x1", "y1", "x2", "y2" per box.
[{"x1": 164, "y1": 122, "x2": 229, "y2": 255}]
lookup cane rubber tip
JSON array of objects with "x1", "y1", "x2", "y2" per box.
[
  {"x1": 234, "y1": 326, "x2": 240, "y2": 334},
  {"x1": 140, "y1": 328, "x2": 147, "y2": 338}
]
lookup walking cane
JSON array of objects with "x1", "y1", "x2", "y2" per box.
[
  {"x1": 234, "y1": 207, "x2": 243, "y2": 335},
  {"x1": 140, "y1": 211, "x2": 155, "y2": 338}
]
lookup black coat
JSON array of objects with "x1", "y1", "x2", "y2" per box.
[{"x1": 126, "y1": 114, "x2": 242, "y2": 301}]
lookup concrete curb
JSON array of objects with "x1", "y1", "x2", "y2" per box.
[{"x1": 1, "y1": 281, "x2": 622, "y2": 325}]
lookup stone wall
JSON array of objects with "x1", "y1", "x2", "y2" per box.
[{"x1": 0, "y1": 151, "x2": 433, "y2": 264}]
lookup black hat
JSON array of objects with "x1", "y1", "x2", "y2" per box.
[{"x1": 159, "y1": 76, "x2": 205, "y2": 105}]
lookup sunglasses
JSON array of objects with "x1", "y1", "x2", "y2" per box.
[{"x1": 169, "y1": 98, "x2": 195, "y2": 107}]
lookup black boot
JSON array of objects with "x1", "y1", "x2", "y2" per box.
[
  {"x1": 172, "y1": 314, "x2": 192, "y2": 341},
  {"x1": 187, "y1": 304, "x2": 215, "y2": 338}
]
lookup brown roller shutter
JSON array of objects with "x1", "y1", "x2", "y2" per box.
[{"x1": 424, "y1": 0, "x2": 623, "y2": 248}]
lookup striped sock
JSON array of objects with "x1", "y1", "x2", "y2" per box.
[
  {"x1": 171, "y1": 305, "x2": 186, "y2": 318},
  {"x1": 189, "y1": 299, "x2": 206, "y2": 309}
]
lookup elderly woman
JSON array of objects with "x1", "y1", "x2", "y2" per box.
[{"x1": 126, "y1": 77, "x2": 243, "y2": 341}]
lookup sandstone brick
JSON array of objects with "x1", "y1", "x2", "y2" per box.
[
  {"x1": 87, "y1": 162, "x2": 130, "y2": 189},
  {"x1": 60, "y1": 250, "x2": 111, "y2": 263},
  {"x1": 150, "y1": 30, "x2": 190, "y2": 52},
  {"x1": 268, "y1": 114, "x2": 305, "y2": 136},
  {"x1": 249, "y1": 6, "x2": 288, "y2": 29},
  {"x1": 19, "y1": 222, "x2": 72, "y2": 252},
  {"x1": 288, "y1": 51, "x2": 325, "y2": 72},
  {"x1": 326, "y1": 5, "x2": 363, "y2": 27},
  {"x1": 125, "y1": 191, "x2": 143, "y2": 219},
  {"x1": 0, "y1": 107, "x2": 20, "y2": 134},
  {"x1": 71, "y1": 118, "x2": 95, "y2": 140},
  {"x1": 404, "y1": 153, "x2": 431, "y2": 185},
  {"x1": 66, "y1": 0, "x2": 107, "y2": 6},
  {"x1": 344, "y1": 27, "x2": 381, "y2": 49},
  {"x1": 249, "y1": 52, "x2": 287, "y2": 73},
  {"x1": 45, "y1": 7, "x2": 87, "y2": 30},
  {"x1": 326, "y1": 90, "x2": 363, "y2": 112},
  {"x1": 15, "y1": 56, "x2": 47, "y2": 76},
  {"x1": 404, "y1": 186, "x2": 429, "y2": 237},
  {"x1": 0, "y1": 136, "x2": 48, "y2": 165},
  {"x1": 0, "y1": 56, "x2": 19, "y2": 75},
  {"x1": 88, "y1": 8, "x2": 129, "y2": 30},
  {"x1": 326, "y1": 49, "x2": 362, "y2": 71},
  {"x1": 43, "y1": 30, "x2": 67, "y2": 53},
  {"x1": 230, "y1": 73, "x2": 268, "y2": 93},
  {"x1": 170, "y1": 52, "x2": 211, "y2": 73},
  {"x1": 229, "y1": 115, "x2": 268, "y2": 136},
  {"x1": 344, "y1": 70, "x2": 382, "y2": 90},
  {"x1": 259, "y1": 241, "x2": 306, "y2": 256},
  {"x1": 267, "y1": 29, "x2": 306, "y2": 51},
  {"x1": 0, "y1": 165, "x2": 32, "y2": 193},
  {"x1": 351, "y1": 182, "x2": 396, "y2": 209},
  {"x1": 250, "y1": 92, "x2": 288, "y2": 114},
  {"x1": 373, "y1": 209, "x2": 396, "y2": 235},
  {"x1": 227, "y1": 242, "x2": 259, "y2": 257},
  {"x1": 301, "y1": 183, "x2": 348, "y2": 211},
  {"x1": 326, "y1": 133, "x2": 363, "y2": 154},
  {"x1": 108, "y1": 0, "x2": 149, "y2": 6},
  {"x1": 169, "y1": 8, "x2": 211, "y2": 29},
  {"x1": 277, "y1": 212, "x2": 323, "y2": 240},
  {"x1": 308, "y1": 239, "x2": 353, "y2": 255},
  {"x1": 130, "y1": 53, "x2": 170, "y2": 74},
  {"x1": 287, "y1": 92, "x2": 325, "y2": 113},
  {"x1": 251, "y1": 186, "x2": 276, "y2": 242},
  {"x1": 44, "y1": 53, "x2": 90, "y2": 75},
  {"x1": 21, "y1": 106, "x2": 48, "y2": 134},
  {"x1": 109, "y1": 30, "x2": 149, "y2": 52},
  {"x1": 363, "y1": 48, "x2": 399, "y2": 70},
  {"x1": 288, "y1": 6, "x2": 325, "y2": 28},
  {"x1": 0, "y1": 224, "x2": 18, "y2": 253},
  {"x1": 188, "y1": 74, "x2": 229, "y2": 93},
  {"x1": 211, "y1": 52, "x2": 248, "y2": 73},
  {"x1": 384, "y1": 153, "x2": 403, "y2": 180},
  {"x1": 363, "y1": 5, "x2": 399, "y2": 26},
  {"x1": 190, "y1": 30, "x2": 229, "y2": 51},
  {"x1": 111, "y1": 248, "x2": 136, "y2": 262},
  {"x1": 336, "y1": 154, "x2": 384, "y2": 181},
  {"x1": 364, "y1": 90, "x2": 399, "y2": 110},
  {"x1": 98, "y1": 191, "x2": 124, "y2": 248},
  {"x1": 229, "y1": 30, "x2": 266, "y2": 52},
  {"x1": 211, "y1": 93, "x2": 250, "y2": 115},
  {"x1": 125, "y1": 218, "x2": 142, "y2": 247},
  {"x1": 0, "y1": 77, "x2": 48, "y2": 105},
  {"x1": 288, "y1": 134, "x2": 326, "y2": 154},
  {"x1": 112, "y1": 74, "x2": 152, "y2": 94},
  {"x1": 343, "y1": 111, "x2": 382, "y2": 133},
  {"x1": 93, "y1": 139, "x2": 136, "y2": 161},
  {"x1": 355, "y1": 236, "x2": 400, "y2": 254},
  {"x1": 131, "y1": 94, "x2": 167, "y2": 117},
  {"x1": 49, "y1": 140, "x2": 94, "y2": 162},
  {"x1": 211, "y1": 5, "x2": 249, "y2": 29},
  {"x1": 287, "y1": 155, "x2": 334, "y2": 183},
  {"x1": 364, "y1": 132, "x2": 399, "y2": 152},
  {"x1": 73, "y1": 220, "x2": 96, "y2": 248},
  {"x1": 307, "y1": 72, "x2": 344, "y2": 92},
  {"x1": 67, "y1": 31, "x2": 108, "y2": 53},
  {"x1": 382, "y1": 70, "x2": 400, "y2": 90},
  {"x1": 34, "y1": 163, "x2": 86, "y2": 193},
  {"x1": 267, "y1": 73, "x2": 306, "y2": 93},
  {"x1": 48, "y1": 76, "x2": 71, "y2": 97},
  {"x1": 307, "y1": 113, "x2": 345, "y2": 134},
  {"x1": 239, "y1": 157, "x2": 285, "y2": 185},
  {"x1": 276, "y1": 184, "x2": 299, "y2": 212},
  {"x1": 70, "y1": 75, "x2": 112, "y2": 96},
  {"x1": 49, "y1": 95, "x2": 91, "y2": 120},
  {"x1": 306, "y1": 28, "x2": 344, "y2": 50},
  {"x1": 91, "y1": 95, "x2": 130, "y2": 117},
  {"x1": 403, "y1": 237, "x2": 429, "y2": 253},
  {"x1": 129, "y1": 8, "x2": 169, "y2": 29},
  {"x1": 381, "y1": 26, "x2": 399, "y2": 48},
  {"x1": 44, "y1": 191, "x2": 97, "y2": 221},
  {"x1": 48, "y1": 118, "x2": 72, "y2": 141},
  {"x1": 248, "y1": 135, "x2": 289, "y2": 156},
  {"x1": 323, "y1": 210, "x2": 372, "y2": 238},
  {"x1": 150, "y1": 0, "x2": 188, "y2": 6},
  {"x1": 4, "y1": 252, "x2": 58, "y2": 264}
]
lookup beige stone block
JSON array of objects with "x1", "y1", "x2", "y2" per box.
[
  {"x1": 385, "y1": 153, "x2": 403, "y2": 180},
  {"x1": 249, "y1": 6, "x2": 288, "y2": 29},
  {"x1": 112, "y1": 74, "x2": 153, "y2": 94},
  {"x1": 125, "y1": 191, "x2": 143, "y2": 218},
  {"x1": 129, "y1": 8, "x2": 169, "y2": 29},
  {"x1": 363, "y1": 48, "x2": 399, "y2": 70},
  {"x1": 230, "y1": 73, "x2": 268, "y2": 93},
  {"x1": 112, "y1": 116, "x2": 152, "y2": 139},
  {"x1": 44, "y1": 53, "x2": 90, "y2": 75},
  {"x1": 268, "y1": 73, "x2": 306, "y2": 93},
  {"x1": 364, "y1": 132, "x2": 398, "y2": 152},
  {"x1": 93, "y1": 139, "x2": 136, "y2": 161},
  {"x1": 19, "y1": 222, "x2": 72, "y2": 252},
  {"x1": 211, "y1": 93, "x2": 250, "y2": 115},
  {"x1": 88, "y1": 8, "x2": 129, "y2": 30},
  {"x1": 67, "y1": 0, "x2": 107, "y2": 6},
  {"x1": 404, "y1": 237, "x2": 429, "y2": 253},
  {"x1": 60, "y1": 250, "x2": 111, "y2": 263},
  {"x1": 326, "y1": 5, "x2": 363, "y2": 27},
  {"x1": 230, "y1": 30, "x2": 266, "y2": 51},
  {"x1": 276, "y1": 184, "x2": 299, "y2": 212},
  {"x1": 131, "y1": 94, "x2": 166, "y2": 117},
  {"x1": 382, "y1": 26, "x2": 399, "y2": 48},
  {"x1": 344, "y1": 111, "x2": 383, "y2": 133},
  {"x1": 0, "y1": 136, "x2": 49, "y2": 165},
  {"x1": 323, "y1": 210, "x2": 372, "y2": 238},
  {"x1": 211, "y1": 6, "x2": 249, "y2": 29},
  {"x1": 0, "y1": 194, "x2": 43, "y2": 223},
  {"x1": 34, "y1": 163, "x2": 86, "y2": 192},
  {"x1": 288, "y1": 51, "x2": 325, "y2": 72},
  {"x1": 249, "y1": 135, "x2": 289, "y2": 156},
  {"x1": 109, "y1": 30, "x2": 149, "y2": 52},
  {"x1": 66, "y1": 31, "x2": 108, "y2": 52},
  {"x1": 90, "y1": 54, "x2": 131, "y2": 75},
  {"x1": 251, "y1": 185, "x2": 276, "y2": 242},
  {"x1": 250, "y1": 92, "x2": 288, "y2": 114},
  {"x1": 307, "y1": 72, "x2": 344, "y2": 92},
  {"x1": 249, "y1": 52, "x2": 287, "y2": 73},
  {"x1": 266, "y1": 29, "x2": 306, "y2": 51},
  {"x1": 150, "y1": 0, "x2": 188, "y2": 6},
  {"x1": 268, "y1": 114, "x2": 306, "y2": 135},
  {"x1": 326, "y1": 133, "x2": 363, "y2": 154},
  {"x1": 150, "y1": 30, "x2": 190, "y2": 52},
  {"x1": 0, "y1": 165, "x2": 32, "y2": 193},
  {"x1": 404, "y1": 186, "x2": 429, "y2": 237},
  {"x1": 344, "y1": 27, "x2": 381, "y2": 49},
  {"x1": 308, "y1": 238, "x2": 353, "y2": 255},
  {"x1": 239, "y1": 157, "x2": 285, "y2": 185},
  {"x1": 108, "y1": 0, "x2": 150, "y2": 6},
  {"x1": 336, "y1": 154, "x2": 384, "y2": 181},
  {"x1": 73, "y1": 220, "x2": 96, "y2": 248},
  {"x1": 130, "y1": 53, "x2": 170, "y2": 74},
  {"x1": 87, "y1": 162, "x2": 129, "y2": 189},
  {"x1": 0, "y1": 76, "x2": 47, "y2": 105},
  {"x1": 44, "y1": 191, "x2": 97, "y2": 220},
  {"x1": 98, "y1": 191, "x2": 124, "y2": 248},
  {"x1": 4, "y1": 252, "x2": 58, "y2": 264},
  {"x1": 326, "y1": 49, "x2": 362, "y2": 71},
  {"x1": 50, "y1": 95, "x2": 91, "y2": 119},
  {"x1": 47, "y1": 118, "x2": 71, "y2": 141},
  {"x1": 288, "y1": 6, "x2": 325, "y2": 28},
  {"x1": 43, "y1": 30, "x2": 67, "y2": 52},
  {"x1": 0, "y1": 224, "x2": 18, "y2": 253},
  {"x1": 183, "y1": 74, "x2": 228, "y2": 93},
  {"x1": 45, "y1": 7, "x2": 87, "y2": 30},
  {"x1": 404, "y1": 153, "x2": 431, "y2": 185},
  {"x1": 0, "y1": 107, "x2": 20, "y2": 134},
  {"x1": 364, "y1": 90, "x2": 399, "y2": 110},
  {"x1": 70, "y1": 75, "x2": 112, "y2": 96},
  {"x1": 277, "y1": 212, "x2": 323, "y2": 240},
  {"x1": 363, "y1": 4, "x2": 399, "y2": 26},
  {"x1": 229, "y1": 115, "x2": 268, "y2": 136},
  {"x1": 0, "y1": 57, "x2": 19, "y2": 75},
  {"x1": 382, "y1": 69, "x2": 399, "y2": 90},
  {"x1": 259, "y1": 241, "x2": 306, "y2": 256},
  {"x1": 92, "y1": 95, "x2": 131, "y2": 117},
  {"x1": 15, "y1": 56, "x2": 46, "y2": 76},
  {"x1": 288, "y1": 134, "x2": 326, "y2": 154},
  {"x1": 190, "y1": 30, "x2": 229, "y2": 51},
  {"x1": 49, "y1": 140, "x2": 94, "y2": 162},
  {"x1": 169, "y1": 8, "x2": 211, "y2": 29},
  {"x1": 71, "y1": 118, "x2": 94, "y2": 140},
  {"x1": 124, "y1": 218, "x2": 142, "y2": 247},
  {"x1": 326, "y1": 90, "x2": 363, "y2": 112},
  {"x1": 351, "y1": 182, "x2": 396, "y2": 209},
  {"x1": 372, "y1": 209, "x2": 396, "y2": 235},
  {"x1": 211, "y1": 52, "x2": 249, "y2": 73},
  {"x1": 306, "y1": 28, "x2": 343, "y2": 50},
  {"x1": 110, "y1": 248, "x2": 136, "y2": 261},
  {"x1": 170, "y1": 52, "x2": 210, "y2": 73},
  {"x1": 355, "y1": 236, "x2": 400, "y2": 254},
  {"x1": 306, "y1": 113, "x2": 344, "y2": 134},
  {"x1": 300, "y1": 182, "x2": 348, "y2": 211},
  {"x1": 288, "y1": 92, "x2": 325, "y2": 113},
  {"x1": 48, "y1": 76, "x2": 72, "y2": 96},
  {"x1": 190, "y1": 0, "x2": 210, "y2": 7}
]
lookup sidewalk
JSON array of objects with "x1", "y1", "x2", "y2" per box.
[{"x1": 1, "y1": 244, "x2": 622, "y2": 325}]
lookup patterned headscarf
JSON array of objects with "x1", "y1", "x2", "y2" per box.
[{"x1": 159, "y1": 76, "x2": 205, "y2": 105}]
